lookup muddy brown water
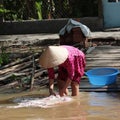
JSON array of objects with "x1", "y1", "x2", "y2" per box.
[{"x1": 0, "y1": 89, "x2": 120, "y2": 120}]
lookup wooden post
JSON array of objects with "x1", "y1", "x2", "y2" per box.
[
  {"x1": 30, "y1": 51, "x2": 35, "y2": 90},
  {"x1": 98, "y1": 0, "x2": 103, "y2": 18},
  {"x1": 47, "y1": 0, "x2": 52, "y2": 19}
]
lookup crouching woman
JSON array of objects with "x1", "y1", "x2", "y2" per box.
[{"x1": 39, "y1": 45, "x2": 86, "y2": 96}]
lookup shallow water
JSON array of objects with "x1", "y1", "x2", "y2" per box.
[{"x1": 0, "y1": 89, "x2": 120, "y2": 120}]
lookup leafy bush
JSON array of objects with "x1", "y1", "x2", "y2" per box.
[{"x1": 0, "y1": 46, "x2": 9, "y2": 66}]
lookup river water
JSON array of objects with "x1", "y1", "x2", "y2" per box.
[{"x1": 0, "y1": 89, "x2": 120, "y2": 120}]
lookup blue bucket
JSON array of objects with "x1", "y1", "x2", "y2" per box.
[{"x1": 85, "y1": 67, "x2": 120, "y2": 86}]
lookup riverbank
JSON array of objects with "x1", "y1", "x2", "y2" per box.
[
  {"x1": 0, "y1": 30, "x2": 120, "y2": 46},
  {"x1": 0, "y1": 44, "x2": 120, "y2": 94},
  {"x1": 0, "y1": 30, "x2": 120, "y2": 94}
]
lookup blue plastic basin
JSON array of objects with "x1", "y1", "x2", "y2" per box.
[{"x1": 85, "y1": 67, "x2": 120, "y2": 86}]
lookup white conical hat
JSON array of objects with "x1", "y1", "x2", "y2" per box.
[{"x1": 39, "y1": 46, "x2": 69, "y2": 68}]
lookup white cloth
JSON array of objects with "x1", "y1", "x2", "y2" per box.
[
  {"x1": 8, "y1": 95, "x2": 72, "y2": 108},
  {"x1": 59, "y1": 19, "x2": 91, "y2": 37}
]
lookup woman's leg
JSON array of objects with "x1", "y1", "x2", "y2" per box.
[
  {"x1": 71, "y1": 81, "x2": 79, "y2": 96},
  {"x1": 57, "y1": 79, "x2": 69, "y2": 95}
]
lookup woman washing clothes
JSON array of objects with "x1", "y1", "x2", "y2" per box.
[{"x1": 39, "y1": 45, "x2": 86, "y2": 96}]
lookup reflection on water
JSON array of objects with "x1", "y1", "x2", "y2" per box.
[
  {"x1": 0, "y1": 89, "x2": 120, "y2": 120},
  {"x1": 89, "y1": 92, "x2": 120, "y2": 106}
]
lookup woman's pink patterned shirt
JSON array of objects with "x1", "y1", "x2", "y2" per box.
[{"x1": 48, "y1": 45, "x2": 86, "y2": 83}]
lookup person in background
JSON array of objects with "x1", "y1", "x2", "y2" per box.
[{"x1": 39, "y1": 45, "x2": 86, "y2": 96}]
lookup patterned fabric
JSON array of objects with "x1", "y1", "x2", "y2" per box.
[{"x1": 48, "y1": 45, "x2": 86, "y2": 83}]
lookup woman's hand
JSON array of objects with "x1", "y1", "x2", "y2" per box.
[{"x1": 49, "y1": 79, "x2": 56, "y2": 96}]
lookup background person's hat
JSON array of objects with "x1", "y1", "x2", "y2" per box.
[{"x1": 39, "y1": 46, "x2": 68, "y2": 68}]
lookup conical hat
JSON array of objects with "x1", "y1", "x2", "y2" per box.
[{"x1": 39, "y1": 46, "x2": 69, "y2": 68}]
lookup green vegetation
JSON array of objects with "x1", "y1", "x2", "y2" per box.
[
  {"x1": 0, "y1": 4, "x2": 10, "y2": 14},
  {"x1": 0, "y1": 46, "x2": 9, "y2": 66},
  {"x1": 0, "y1": 0, "x2": 98, "y2": 21},
  {"x1": 0, "y1": 0, "x2": 43, "y2": 21},
  {"x1": 35, "y1": 0, "x2": 43, "y2": 20}
]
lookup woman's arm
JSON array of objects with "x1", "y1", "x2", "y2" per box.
[
  {"x1": 49, "y1": 79, "x2": 56, "y2": 96},
  {"x1": 47, "y1": 68, "x2": 56, "y2": 96}
]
